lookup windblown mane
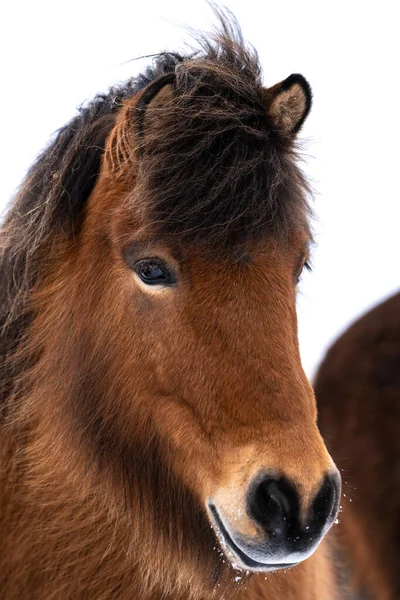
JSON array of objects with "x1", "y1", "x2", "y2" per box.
[{"x1": 0, "y1": 14, "x2": 311, "y2": 409}]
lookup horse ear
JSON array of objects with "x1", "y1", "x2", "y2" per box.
[
  {"x1": 266, "y1": 74, "x2": 312, "y2": 136},
  {"x1": 104, "y1": 74, "x2": 175, "y2": 177},
  {"x1": 134, "y1": 74, "x2": 176, "y2": 155}
]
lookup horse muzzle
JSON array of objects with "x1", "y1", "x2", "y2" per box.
[{"x1": 207, "y1": 469, "x2": 341, "y2": 572}]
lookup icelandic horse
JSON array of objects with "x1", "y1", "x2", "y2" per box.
[{"x1": 0, "y1": 15, "x2": 342, "y2": 600}]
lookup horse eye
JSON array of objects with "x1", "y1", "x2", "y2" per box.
[{"x1": 134, "y1": 258, "x2": 177, "y2": 286}]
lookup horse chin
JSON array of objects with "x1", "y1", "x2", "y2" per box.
[{"x1": 207, "y1": 502, "x2": 307, "y2": 574}]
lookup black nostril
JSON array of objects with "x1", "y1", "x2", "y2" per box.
[
  {"x1": 247, "y1": 476, "x2": 299, "y2": 537},
  {"x1": 310, "y1": 470, "x2": 341, "y2": 532}
]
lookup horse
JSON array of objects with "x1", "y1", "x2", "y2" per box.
[
  {"x1": 315, "y1": 291, "x2": 400, "y2": 600},
  {"x1": 0, "y1": 15, "x2": 341, "y2": 600}
]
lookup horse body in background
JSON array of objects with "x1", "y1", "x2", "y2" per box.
[
  {"x1": 315, "y1": 291, "x2": 400, "y2": 600},
  {"x1": 0, "y1": 16, "x2": 341, "y2": 599}
]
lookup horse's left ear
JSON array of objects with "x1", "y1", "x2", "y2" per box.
[{"x1": 265, "y1": 74, "x2": 312, "y2": 136}]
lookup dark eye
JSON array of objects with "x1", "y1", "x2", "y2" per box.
[{"x1": 134, "y1": 258, "x2": 177, "y2": 286}]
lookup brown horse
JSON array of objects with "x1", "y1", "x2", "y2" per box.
[
  {"x1": 315, "y1": 291, "x2": 400, "y2": 600},
  {"x1": 0, "y1": 16, "x2": 341, "y2": 600}
]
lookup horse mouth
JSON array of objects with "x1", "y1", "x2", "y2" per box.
[{"x1": 207, "y1": 503, "x2": 297, "y2": 572}]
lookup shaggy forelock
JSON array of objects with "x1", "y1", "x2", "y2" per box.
[{"x1": 133, "y1": 23, "x2": 311, "y2": 250}]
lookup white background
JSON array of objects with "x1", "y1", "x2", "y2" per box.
[{"x1": 1, "y1": 1, "x2": 399, "y2": 377}]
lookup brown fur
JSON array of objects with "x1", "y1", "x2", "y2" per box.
[
  {"x1": 315, "y1": 291, "x2": 400, "y2": 600},
  {"x1": 1, "y1": 12, "x2": 340, "y2": 599}
]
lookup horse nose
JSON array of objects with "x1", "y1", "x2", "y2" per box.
[{"x1": 247, "y1": 470, "x2": 340, "y2": 546}]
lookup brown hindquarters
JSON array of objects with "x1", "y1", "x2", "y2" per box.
[{"x1": 315, "y1": 291, "x2": 400, "y2": 600}]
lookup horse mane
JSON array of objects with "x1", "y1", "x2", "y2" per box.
[{"x1": 0, "y1": 13, "x2": 311, "y2": 408}]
